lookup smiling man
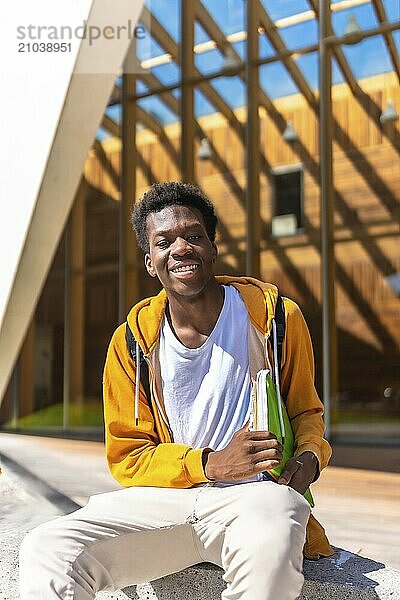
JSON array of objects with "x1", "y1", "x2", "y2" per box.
[{"x1": 19, "y1": 182, "x2": 332, "y2": 600}]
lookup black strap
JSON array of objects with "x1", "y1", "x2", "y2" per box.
[
  {"x1": 274, "y1": 294, "x2": 286, "y2": 375},
  {"x1": 125, "y1": 323, "x2": 151, "y2": 401}
]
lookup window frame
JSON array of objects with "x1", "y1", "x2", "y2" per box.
[{"x1": 270, "y1": 163, "x2": 305, "y2": 238}]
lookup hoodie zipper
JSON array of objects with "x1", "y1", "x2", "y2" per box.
[{"x1": 143, "y1": 354, "x2": 174, "y2": 441}]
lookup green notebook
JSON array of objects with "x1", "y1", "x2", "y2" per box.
[{"x1": 252, "y1": 370, "x2": 314, "y2": 507}]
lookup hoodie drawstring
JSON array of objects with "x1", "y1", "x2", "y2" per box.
[
  {"x1": 135, "y1": 340, "x2": 140, "y2": 426},
  {"x1": 272, "y1": 319, "x2": 285, "y2": 442}
]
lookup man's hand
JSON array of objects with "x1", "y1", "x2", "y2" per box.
[
  {"x1": 278, "y1": 452, "x2": 319, "y2": 494},
  {"x1": 204, "y1": 422, "x2": 282, "y2": 482}
]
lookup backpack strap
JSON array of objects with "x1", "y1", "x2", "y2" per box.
[
  {"x1": 125, "y1": 322, "x2": 151, "y2": 402},
  {"x1": 274, "y1": 294, "x2": 285, "y2": 374}
]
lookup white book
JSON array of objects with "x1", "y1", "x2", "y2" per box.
[
  {"x1": 250, "y1": 368, "x2": 285, "y2": 441},
  {"x1": 249, "y1": 369, "x2": 270, "y2": 431}
]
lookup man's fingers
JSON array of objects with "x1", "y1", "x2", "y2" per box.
[
  {"x1": 252, "y1": 459, "x2": 282, "y2": 473},
  {"x1": 245, "y1": 430, "x2": 280, "y2": 442},
  {"x1": 252, "y1": 448, "x2": 282, "y2": 464},
  {"x1": 246, "y1": 439, "x2": 283, "y2": 455},
  {"x1": 235, "y1": 424, "x2": 280, "y2": 442},
  {"x1": 238, "y1": 419, "x2": 251, "y2": 432},
  {"x1": 278, "y1": 459, "x2": 302, "y2": 485}
]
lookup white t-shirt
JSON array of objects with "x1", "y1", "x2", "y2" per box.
[{"x1": 159, "y1": 285, "x2": 252, "y2": 451}]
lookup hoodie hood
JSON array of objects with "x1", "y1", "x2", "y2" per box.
[{"x1": 127, "y1": 276, "x2": 279, "y2": 355}]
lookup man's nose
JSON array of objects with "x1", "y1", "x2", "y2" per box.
[{"x1": 171, "y1": 237, "x2": 193, "y2": 256}]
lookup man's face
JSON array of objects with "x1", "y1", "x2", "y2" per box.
[{"x1": 144, "y1": 204, "x2": 217, "y2": 298}]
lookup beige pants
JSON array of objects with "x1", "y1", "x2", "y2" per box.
[{"x1": 19, "y1": 481, "x2": 310, "y2": 600}]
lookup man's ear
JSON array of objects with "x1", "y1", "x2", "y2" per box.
[{"x1": 145, "y1": 253, "x2": 157, "y2": 278}]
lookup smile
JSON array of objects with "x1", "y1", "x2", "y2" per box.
[{"x1": 170, "y1": 264, "x2": 199, "y2": 273}]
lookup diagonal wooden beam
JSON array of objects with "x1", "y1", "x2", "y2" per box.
[
  {"x1": 308, "y1": 0, "x2": 400, "y2": 154},
  {"x1": 136, "y1": 106, "x2": 180, "y2": 165},
  {"x1": 258, "y1": 2, "x2": 317, "y2": 109},
  {"x1": 193, "y1": 0, "x2": 289, "y2": 177},
  {"x1": 92, "y1": 139, "x2": 120, "y2": 191},
  {"x1": 142, "y1": 5, "x2": 246, "y2": 144},
  {"x1": 102, "y1": 114, "x2": 120, "y2": 138},
  {"x1": 102, "y1": 107, "x2": 180, "y2": 169},
  {"x1": 371, "y1": 0, "x2": 400, "y2": 84}
]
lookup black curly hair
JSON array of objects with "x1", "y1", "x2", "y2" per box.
[{"x1": 131, "y1": 181, "x2": 218, "y2": 253}]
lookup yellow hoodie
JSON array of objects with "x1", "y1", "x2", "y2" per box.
[{"x1": 103, "y1": 276, "x2": 333, "y2": 559}]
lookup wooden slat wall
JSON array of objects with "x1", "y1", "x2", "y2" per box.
[{"x1": 25, "y1": 71, "x2": 398, "y2": 414}]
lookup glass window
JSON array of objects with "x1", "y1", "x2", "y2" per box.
[
  {"x1": 259, "y1": 32, "x2": 276, "y2": 60},
  {"x1": 341, "y1": 36, "x2": 394, "y2": 79},
  {"x1": 332, "y1": 4, "x2": 378, "y2": 38},
  {"x1": 136, "y1": 28, "x2": 166, "y2": 63},
  {"x1": 4, "y1": 236, "x2": 67, "y2": 431},
  {"x1": 209, "y1": 75, "x2": 246, "y2": 109},
  {"x1": 383, "y1": 0, "x2": 400, "y2": 22},
  {"x1": 279, "y1": 19, "x2": 318, "y2": 50},
  {"x1": 195, "y1": 47, "x2": 225, "y2": 76},
  {"x1": 105, "y1": 105, "x2": 121, "y2": 125},
  {"x1": 137, "y1": 95, "x2": 178, "y2": 125},
  {"x1": 261, "y1": 0, "x2": 310, "y2": 22},
  {"x1": 394, "y1": 30, "x2": 400, "y2": 54},
  {"x1": 271, "y1": 167, "x2": 303, "y2": 236},
  {"x1": 137, "y1": 78, "x2": 151, "y2": 95},
  {"x1": 144, "y1": 0, "x2": 180, "y2": 43},
  {"x1": 151, "y1": 61, "x2": 180, "y2": 86},
  {"x1": 195, "y1": 21, "x2": 212, "y2": 45},
  {"x1": 295, "y1": 52, "x2": 319, "y2": 90},
  {"x1": 96, "y1": 127, "x2": 112, "y2": 142},
  {"x1": 260, "y1": 62, "x2": 299, "y2": 99},
  {"x1": 195, "y1": 89, "x2": 218, "y2": 118},
  {"x1": 231, "y1": 39, "x2": 246, "y2": 62},
  {"x1": 332, "y1": 57, "x2": 345, "y2": 86},
  {"x1": 200, "y1": 0, "x2": 245, "y2": 36}
]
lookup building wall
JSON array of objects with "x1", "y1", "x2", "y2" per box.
[{"x1": 2, "y1": 72, "x2": 399, "y2": 440}]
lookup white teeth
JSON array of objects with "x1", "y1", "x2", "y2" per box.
[{"x1": 172, "y1": 264, "x2": 199, "y2": 273}]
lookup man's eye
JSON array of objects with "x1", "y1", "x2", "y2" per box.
[
  {"x1": 156, "y1": 240, "x2": 169, "y2": 249},
  {"x1": 187, "y1": 235, "x2": 200, "y2": 241}
]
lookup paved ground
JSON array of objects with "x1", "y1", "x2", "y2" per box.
[{"x1": 1, "y1": 432, "x2": 399, "y2": 599}]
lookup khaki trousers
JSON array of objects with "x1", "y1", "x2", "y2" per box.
[{"x1": 19, "y1": 481, "x2": 310, "y2": 600}]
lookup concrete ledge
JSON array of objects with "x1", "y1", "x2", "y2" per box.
[
  {"x1": 96, "y1": 551, "x2": 400, "y2": 600},
  {"x1": 1, "y1": 466, "x2": 399, "y2": 600}
]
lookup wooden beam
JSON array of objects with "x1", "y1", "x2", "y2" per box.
[
  {"x1": 319, "y1": 0, "x2": 338, "y2": 437},
  {"x1": 136, "y1": 107, "x2": 180, "y2": 165},
  {"x1": 193, "y1": 0, "x2": 277, "y2": 179},
  {"x1": 308, "y1": 0, "x2": 400, "y2": 154},
  {"x1": 180, "y1": 0, "x2": 195, "y2": 181},
  {"x1": 246, "y1": 0, "x2": 261, "y2": 278},
  {"x1": 102, "y1": 114, "x2": 120, "y2": 138},
  {"x1": 258, "y1": 2, "x2": 317, "y2": 110},
  {"x1": 69, "y1": 178, "x2": 86, "y2": 407},
  {"x1": 102, "y1": 105, "x2": 180, "y2": 172},
  {"x1": 144, "y1": 6, "x2": 246, "y2": 146},
  {"x1": 92, "y1": 139, "x2": 120, "y2": 192},
  {"x1": 120, "y1": 68, "x2": 139, "y2": 317}
]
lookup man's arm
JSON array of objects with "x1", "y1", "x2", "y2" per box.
[
  {"x1": 278, "y1": 299, "x2": 332, "y2": 490},
  {"x1": 103, "y1": 324, "x2": 208, "y2": 488}
]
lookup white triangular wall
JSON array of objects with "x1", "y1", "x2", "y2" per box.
[{"x1": 0, "y1": 0, "x2": 145, "y2": 402}]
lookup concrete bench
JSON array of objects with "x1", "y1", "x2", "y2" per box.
[
  {"x1": 1, "y1": 464, "x2": 399, "y2": 600},
  {"x1": 96, "y1": 549, "x2": 400, "y2": 600}
]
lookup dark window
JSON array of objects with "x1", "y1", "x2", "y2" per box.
[{"x1": 271, "y1": 167, "x2": 303, "y2": 236}]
